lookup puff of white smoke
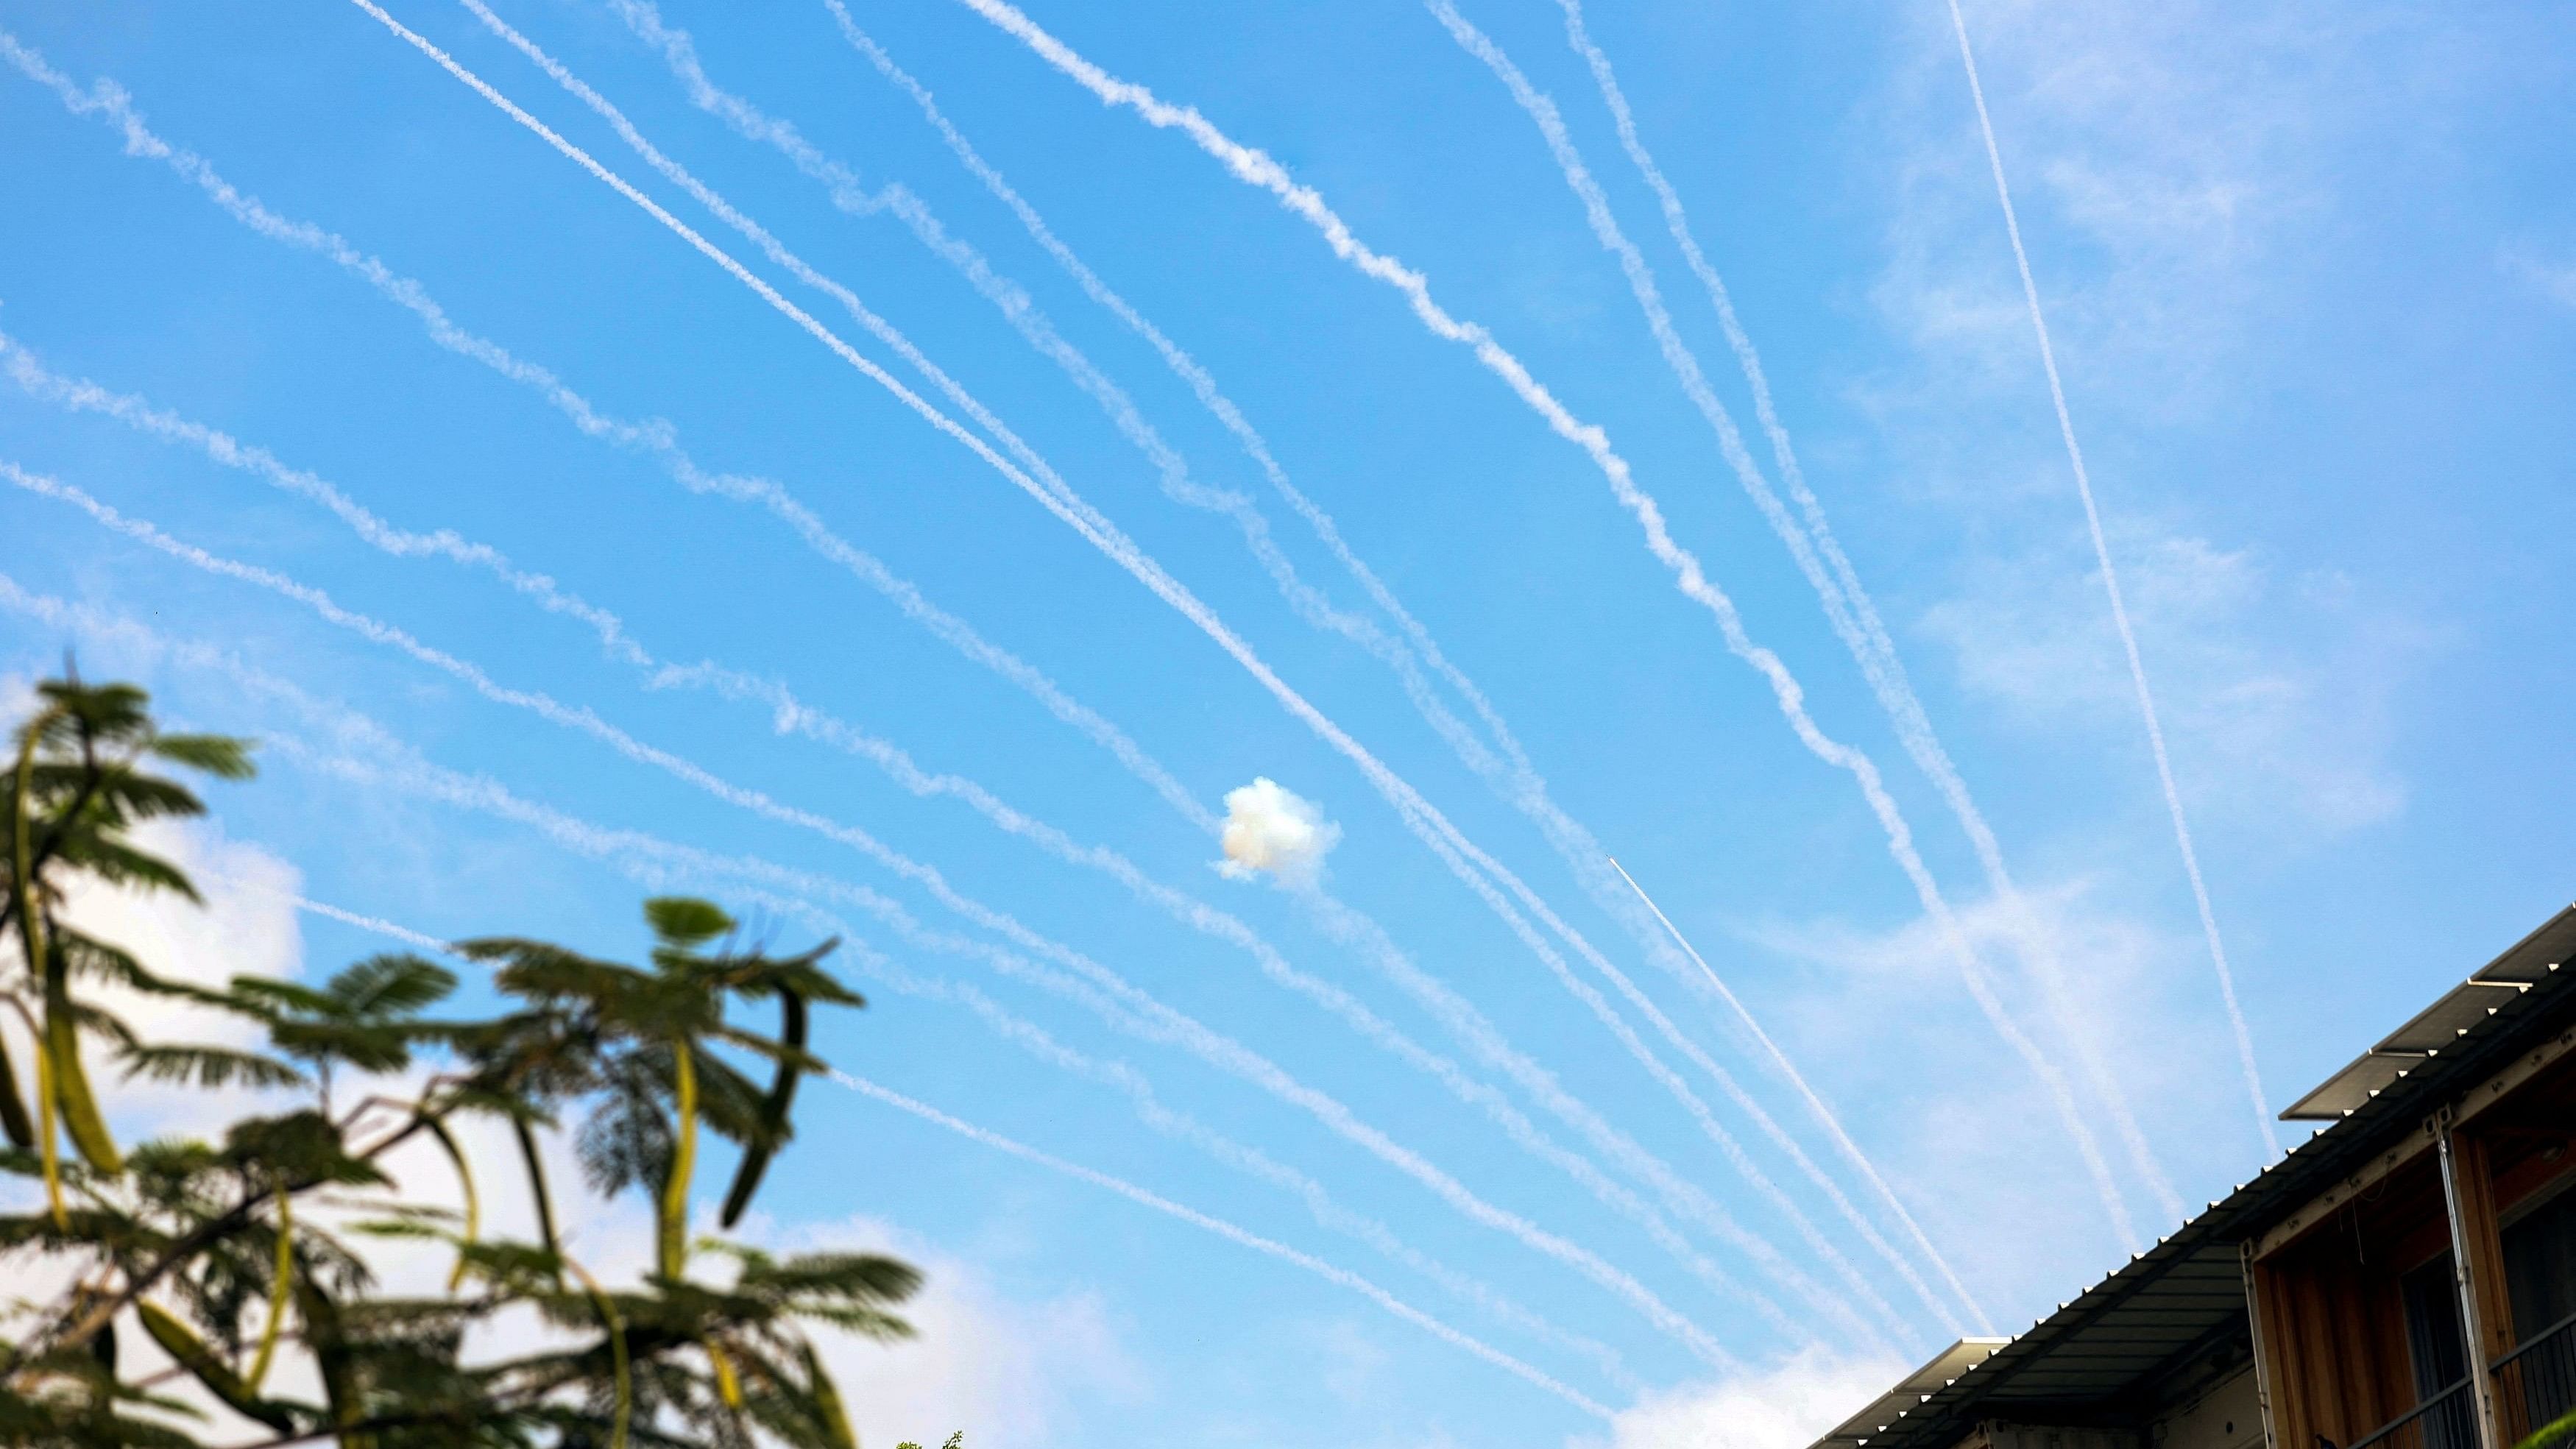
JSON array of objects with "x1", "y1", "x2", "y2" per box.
[{"x1": 1217, "y1": 779, "x2": 1339, "y2": 885}]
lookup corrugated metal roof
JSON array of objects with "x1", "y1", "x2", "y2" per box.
[
  {"x1": 2284, "y1": 905, "x2": 2575, "y2": 1120},
  {"x1": 1813, "y1": 903, "x2": 2576, "y2": 1449}
]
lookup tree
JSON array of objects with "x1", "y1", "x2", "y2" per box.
[{"x1": 0, "y1": 669, "x2": 919, "y2": 1447}]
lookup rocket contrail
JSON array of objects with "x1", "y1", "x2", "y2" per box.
[
  {"x1": 1539, "y1": 0, "x2": 2144, "y2": 1289},
  {"x1": 0, "y1": 313, "x2": 1859, "y2": 1340},
  {"x1": 350, "y1": 0, "x2": 1974, "y2": 1303},
  {"x1": 0, "y1": 598, "x2": 1615, "y2": 1414},
  {"x1": 824, "y1": 1, "x2": 1989, "y2": 1331},
  {"x1": 838, "y1": 1071, "x2": 1618, "y2": 1418},
  {"x1": 1940, "y1": 0, "x2": 2276, "y2": 1158},
  {"x1": 938, "y1": 0, "x2": 2141, "y2": 1250},
  {"x1": 1, "y1": 470, "x2": 1745, "y2": 1369},
  {"x1": 0, "y1": 49, "x2": 1883, "y2": 1337},
  {"x1": 486, "y1": 0, "x2": 1919, "y2": 1336},
  {"x1": 1432, "y1": 0, "x2": 2175, "y2": 1249},
  {"x1": 0, "y1": 22, "x2": 1214, "y2": 836}
]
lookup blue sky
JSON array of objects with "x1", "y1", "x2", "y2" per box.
[{"x1": 3, "y1": 0, "x2": 2574, "y2": 1442}]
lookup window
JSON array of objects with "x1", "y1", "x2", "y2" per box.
[{"x1": 2504, "y1": 1180, "x2": 2576, "y2": 1339}]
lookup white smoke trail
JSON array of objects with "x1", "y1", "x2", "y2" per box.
[
  {"x1": 817, "y1": 4, "x2": 1986, "y2": 1332},
  {"x1": 252, "y1": 840, "x2": 1642, "y2": 1395},
  {"x1": 350, "y1": 0, "x2": 1952, "y2": 1308},
  {"x1": 1, "y1": 320, "x2": 1855, "y2": 1342},
  {"x1": 603, "y1": 0, "x2": 1917, "y2": 1329},
  {"x1": 1436, "y1": 0, "x2": 2173, "y2": 1264},
  {"x1": 825, "y1": 944, "x2": 1646, "y2": 1397},
  {"x1": 941, "y1": 0, "x2": 2141, "y2": 1250},
  {"x1": 0, "y1": 329, "x2": 649, "y2": 670},
  {"x1": 0, "y1": 473, "x2": 1744, "y2": 1370},
  {"x1": 0, "y1": 54, "x2": 1870, "y2": 1336},
  {"x1": 0, "y1": 23, "x2": 1213, "y2": 836},
  {"x1": 1518, "y1": 0, "x2": 2178, "y2": 1241},
  {"x1": 836, "y1": 1070, "x2": 1616, "y2": 1418},
  {"x1": 1538, "y1": 0, "x2": 2122, "y2": 1299},
  {"x1": 0, "y1": 596, "x2": 1617, "y2": 1411},
  {"x1": 1939, "y1": 0, "x2": 2276, "y2": 1158}
]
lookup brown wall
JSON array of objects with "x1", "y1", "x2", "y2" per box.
[{"x1": 2251, "y1": 1151, "x2": 2449, "y2": 1448}]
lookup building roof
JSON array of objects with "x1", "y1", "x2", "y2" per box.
[{"x1": 1811, "y1": 904, "x2": 2576, "y2": 1449}]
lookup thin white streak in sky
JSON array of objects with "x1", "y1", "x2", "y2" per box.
[
  {"x1": 0, "y1": 40, "x2": 1863, "y2": 1340},
  {"x1": 1430, "y1": 0, "x2": 2038, "y2": 1320},
  {"x1": 7, "y1": 323, "x2": 1831, "y2": 1341},
  {"x1": 353, "y1": 0, "x2": 1922, "y2": 1316},
  {"x1": 499, "y1": 0, "x2": 1899, "y2": 1339},
  {"x1": 811, "y1": 0, "x2": 1967, "y2": 1336},
  {"x1": 834, "y1": 1070, "x2": 1618, "y2": 1420},
  {"x1": 0, "y1": 591, "x2": 1614, "y2": 1409},
  {"x1": 1939, "y1": 0, "x2": 2276, "y2": 1158},
  {"x1": 941, "y1": 0, "x2": 2141, "y2": 1250},
  {"x1": 0, "y1": 460, "x2": 1741, "y2": 1368},
  {"x1": 0, "y1": 23, "x2": 1210, "y2": 835}
]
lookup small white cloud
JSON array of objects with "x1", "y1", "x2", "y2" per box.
[
  {"x1": 765, "y1": 1214, "x2": 1142, "y2": 1449},
  {"x1": 1919, "y1": 521, "x2": 2413, "y2": 839},
  {"x1": 1571, "y1": 1349, "x2": 1904, "y2": 1449},
  {"x1": 1216, "y1": 777, "x2": 1340, "y2": 885}
]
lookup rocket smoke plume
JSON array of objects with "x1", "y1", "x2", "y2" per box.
[
  {"x1": 4, "y1": 467, "x2": 1742, "y2": 1367},
  {"x1": 354, "y1": 0, "x2": 1964, "y2": 1309},
  {"x1": 1430, "y1": 0, "x2": 2178, "y2": 1233},
  {"x1": 813, "y1": 3, "x2": 1974, "y2": 1329},
  {"x1": 941, "y1": 0, "x2": 2142, "y2": 1248},
  {"x1": 1941, "y1": 0, "x2": 2277, "y2": 1158},
  {"x1": 1217, "y1": 778, "x2": 1340, "y2": 885},
  {"x1": 0, "y1": 38, "x2": 1869, "y2": 1334}
]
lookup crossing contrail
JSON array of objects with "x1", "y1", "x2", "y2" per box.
[
  {"x1": 838, "y1": 1071, "x2": 1618, "y2": 1418},
  {"x1": 0, "y1": 593, "x2": 1618, "y2": 1414},
  {"x1": 1432, "y1": 0, "x2": 2176, "y2": 1241},
  {"x1": 818, "y1": 945, "x2": 1647, "y2": 1397},
  {"x1": 2, "y1": 468, "x2": 1747, "y2": 1370},
  {"x1": 255, "y1": 829, "x2": 1644, "y2": 1397},
  {"x1": 0, "y1": 311, "x2": 1865, "y2": 1342},
  {"x1": 1540, "y1": 0, "x2": 2153, "y2": 1278},
  {"x1": 0, "y1": 329, "x2": 649, "y2": 670},
  {"x1": 0, "y1": 49, "x2": 1892, "y2": 1339},
  {"x1": 482, "y1": 0, "x2": 1923, "y2": 1339},
  {"x1": 349, "y1": 0, "x2": 1990, "y2": 1305},
  {"x1": 1940, "y1": 0, "x2": 2276, "y2": 1158},
  {"x1": 827, "y1": 0, "x2": 1990, "y2": 1331},
  {"x1": 578, "y1": 0, "x2": 1972, "y2": 1331},
  {"x1": 0, "y1": 23, "x2": 1214, "y2": 836},
  {"x1": 938, "y1": 0, "x2": 2142, "y2": 1250}
]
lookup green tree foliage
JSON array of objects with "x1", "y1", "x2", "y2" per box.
[{"x1": 0, "y1": 670, "x2": 920, "y2": 1447}]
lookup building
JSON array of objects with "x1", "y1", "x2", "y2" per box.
[{"x1": 1811, "y1": 905, "x2": 2576, "y2": 1449}]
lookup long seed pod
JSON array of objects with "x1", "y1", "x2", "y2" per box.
[
  {"x1": 720, "y1": 988, "x2": 805, "y2": 1228},
  {"x1": 512, "y1": 1114, "x2": 563, "y2": 1287},
  {"x1": 704, "y1": 1336, "x2": 745, "y2": 1411},
  {"x1": 802, "y1": 1342, "x2": 857, "y2": 1449},
  {"x1": 12, "y1": 723, "x2": 63, "y2": 1216},
  {"x1": 138, "y1": 1300, "x2": 297, "y2": 1434},
  {"x1": 424, "y1": 1116, "x2": 481, "y2": 1290},
  {"x1": 32, "y1": 1024, "x2": 62, "y2": 1228},
  {"x1": 660, "y1": 1038, "x2": 697, "y2": 1280},
  {"x1": 566, "y1": 1257, "x2": 631, "y2": 1449},
  {"x1": 0, "y1": 1031, "x2": 34, "y2": 1149},
  {"x1": 244, "y1": 1177, "x2": 293, "y2": 1392},
  {"x1": 43, "y1": 955, "x2": 118, "y2": 1173},
  {"x1": 15, "y1": 722, "x2": 118, "y2": 1176}
]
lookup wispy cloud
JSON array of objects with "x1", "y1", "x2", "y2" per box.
[
  {"x1": 1570, "y1": 1347, "x2": 1905, "y2": 1449},
  {"x1": 1919, "y1": 524, "x2": 2415, "y2": 839}
]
